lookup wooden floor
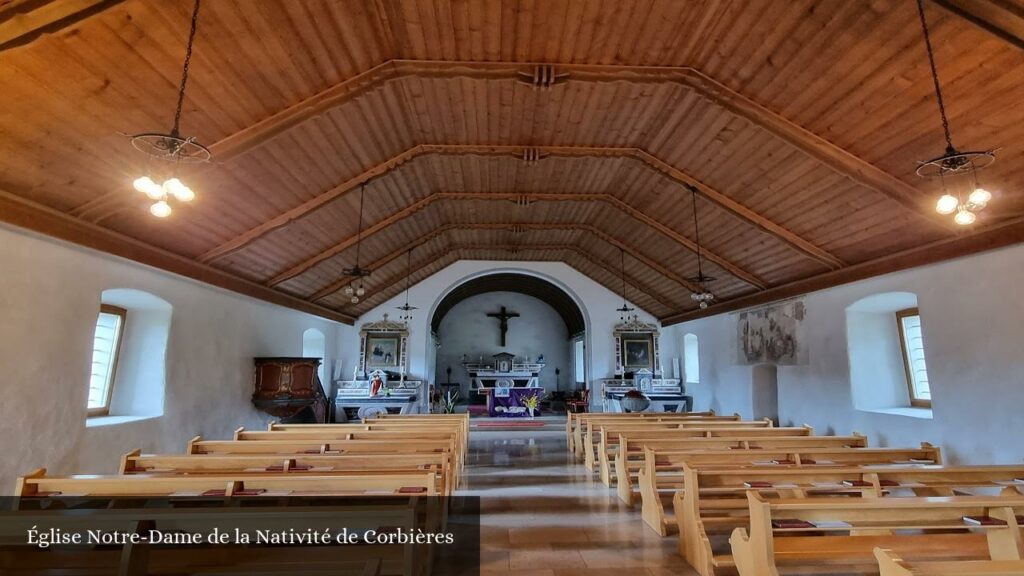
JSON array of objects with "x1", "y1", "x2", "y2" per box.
[{"x1": 463, "y1": 416, "x2": 696, "y2": 575}]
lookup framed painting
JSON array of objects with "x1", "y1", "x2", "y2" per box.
[
  {"x1": 622, "y1": 338, "x2": 653, "y2": 369},
  {"x1": 366, "y1": 335, "x2": 400, "y2": 368}
]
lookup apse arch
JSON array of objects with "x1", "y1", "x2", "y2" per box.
[
  {"x1": 430, "y1": 273, "x2": 587, "y2": 338},
  {"x1": 424, "y1": 267, "x2": 594, "y2": 399}
]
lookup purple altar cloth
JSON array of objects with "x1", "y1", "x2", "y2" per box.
[{"x1": 486, "y1": 388, "x2": 543, "y2": 418}]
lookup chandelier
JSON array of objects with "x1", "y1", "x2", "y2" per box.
[
  {"x1": 914, "y1": 0, "x2": 995, "y2": 226},
  {"x1": 686, "y1": 186, "x2": 715, "y2": 309},
  {"x1": 129, "y1": 0, "x2": 210, "y2": 218},
  {"x1": 396, "y1": 249, "x2": 418, "y2": 323},
  {"x1": 342, "y1": 183, "x2": 371, "y2": 303},
  {"x1": 615, "y1": 249, "x2": 637, "y2": 322}
]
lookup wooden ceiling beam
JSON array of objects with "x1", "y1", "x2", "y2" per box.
[
  {"x1": 265, "y1": 191, "x2": 758, "y2": 289},
  {"x1": 344, "y1": 242, "x2": 681, "y2": 317},
  {"x1": 0, "y1": 0, "x2": 125, "y2": 51},
  {"x1": 931, "y1": 0, "x2": 1024, "y2": 52},
  {"x1": 183, "y1": 59, "x2": 944, "y2": 231},
  {"x1": 0, "y1": 187, "x2": 355, "y2": 324},
  {"x1": 661, "y1": 215, "x2": 1024, "y2": 326}
]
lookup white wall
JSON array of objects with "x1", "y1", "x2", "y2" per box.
[
  {"x1": 673, "y1": 243, "x2": 1024, "y2": 464},
  {"x1": 0, "y1": 224, "x2": 351, "y2": 492},
  {"x1": 434, "y1": 291, "x2": 573, "y2": 396},
  {"x1": 344, "y1": 261, "x2": 676, "y2": 407}
]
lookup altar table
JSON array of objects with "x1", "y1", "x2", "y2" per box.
[{"x1": 481, "y1": 388, "x2": 543, "y2": 418}]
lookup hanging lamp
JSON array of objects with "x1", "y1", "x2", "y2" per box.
[
  {"x1": 686, "y1": 187, "x2": 715, "y2": 309},
  {"x1": 129, "y1": 0, "x2": 210, "y2": 218},
  {"x1": 615, "y1": 249, "x2": 636, "y2": 322},
  {"x1": 914, "y1": 0, "x2": 995, "y2": 226},
  {"x1": 396, "y1": 249, "x2": 418, "y2": 323},
  {"x1": 342, "y1": 183, "x2": 372, "y2": 303}
]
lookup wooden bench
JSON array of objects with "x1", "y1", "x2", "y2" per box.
[
  {"x1": 270, "y1": 421, "x2": 468, "y2": 464},
  {"x1": 120, "y1": 450, "x2": 455, "y2": 495},
  {"x1": 679, "y1": 465, "x2": 1024, "y2": 575},
  {"x1": 15, "y1": 468, "x2": 439, "y2": 497},
  {"x1": 875, "y1": 547, "x2": 1024, "y2": 576},
  {"x1": 629, "y1": 443, "x2": 942, "y2": 533},
  {"x1": 365, "y1": 413, "x2": 469, "y2": 447},
  {"x1": 594, "y1": 423, "x2": 801, "y2": 483},
  {"x1": 730, "y1": 494, "x2": 1024, "y2": 576},
  {"x1": 569, "y1": 412, "x2": 734, "y2": 459},
  {"x1": 616, "y1": 433, "x2": 869, "y2": 497}
]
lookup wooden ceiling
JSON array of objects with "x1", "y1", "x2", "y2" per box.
[{"x1": 1, "y1": 0, "x2": 1022, "y2": 326}]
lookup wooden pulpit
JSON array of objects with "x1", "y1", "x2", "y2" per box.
[{"x1": 251, "y1": 357, "x2": 328, "y2": 423}]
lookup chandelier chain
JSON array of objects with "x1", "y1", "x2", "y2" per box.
[
  {"x1": 172, "y1": 0, "x2": 202, "y2": 137},
  {"x1": 690, "y1": 187, "x2": 705, "y2": 281},
  {"x1": 916, "y1": 0, "x2": 954, "y2": 152}
]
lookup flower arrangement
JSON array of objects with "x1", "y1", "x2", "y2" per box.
[{"x1": 521, "y1": 390, "x2": 546, "y2": 418}]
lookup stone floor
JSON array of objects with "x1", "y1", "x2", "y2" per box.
[{"x1": 460, "y1": 416, "x2": 698, "y2": 576}]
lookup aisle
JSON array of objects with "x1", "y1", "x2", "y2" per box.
[{"x1": 460, "y1": 416, "x2": 697, "y2": 575}]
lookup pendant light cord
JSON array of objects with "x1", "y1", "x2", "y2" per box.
[
  {"x1": 354, "y1": 183, "x2": 366, "y2": 268},
  {"x1": 690, "y1": 188, "x2": 705, "y2": 281},
  {"x1": 404, "y1": 249, "x2": 412, "y2": 305},
  {"x1": 916, "y1": 0, "x2": 954, "y2": 152},
  {"x1": 172, "y1": 0, "x2": 202, "y2": 137},
  {"x1": 620, "y1": 248, "x2": 628, "y2": 307}
]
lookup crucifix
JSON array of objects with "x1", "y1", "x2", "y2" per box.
[{"x1": 486, "y1": 306, "x2": 520, "y2": 347}]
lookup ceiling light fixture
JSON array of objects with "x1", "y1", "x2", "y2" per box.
[
  {"x1": 129, "y1": 0, "x2": 209, "y2": 218},
  {"x1": 686, "y1": 186, "x2": 715, "y2": 309},
  {"x1": 342, "y1": 182, "x2": 372, "y2": 304},
  {"x1": 914, "y1": 0, "x2": 995, "y2": 226},
  {"x1": 396, "y1": 249, "x2": 418, "y2": 323}
]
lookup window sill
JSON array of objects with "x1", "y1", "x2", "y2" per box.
[
  {"x1": 86, "y1": 414, "x2": 159, "y2": 428},
  {"x1": 858, "y1": 406, "x2": 933, "y2": 420}
]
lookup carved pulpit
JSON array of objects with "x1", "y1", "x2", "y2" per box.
[{"x1": 251, "y1": 357, "x2": 328, "y2": 423}]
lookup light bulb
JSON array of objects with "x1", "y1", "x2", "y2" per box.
[
  {"x1": 350, "y1": 296, "x2": 359, "y2": 304},
  {"x1": 699, "y1": 301, "x2": 708, "y2": 309},
  {"x1": 133, "y1": 176, "x2": 164, "y2": 200},
  {"x1": 150, "y1": 200, "x2": 172, "y2": 218},
  {"x1": 968, "y1": 187, "x2": 991, "y2": 206},
  {"x1": 164, "y1": 178, "x2": 195, "y2": 202},
  {"x1": 343, "y1": 285, "x2": 353, "y2": 296},
  {"x1": 935, "y1": 194, "x2": 959, "y2": 215},
  {"x1": 954, "y1": 209, "x2": 976, "y2": 226},
  {"x1": 356, "y1": 287, "x2": 365, "y2": 297}
]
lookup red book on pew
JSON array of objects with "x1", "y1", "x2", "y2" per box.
[
  {"x1": 841, "y1": 479, "x2": 872, "y2": 487},
  {"x1": 963, "y1": 515, "x2": 1007, "y2": 526},
  {"x1": 878, "y1": 480, "x2": 900, "y2": 487},
  {"x1": 655, "y1": 460, "x2": 671, "y2": 466},
  {"x1": 772, "y1": 519, "x2": 815, "y2": 529},
  {"x1": 744, "y1": 481, "x2": 773, "y2": 488},
  {"x1": 265, "y1": 464, "x2": 312, "y2": 472},
  {"x1": 398, "y1": 487, "x2": 427, "y2": 494},
  {"x1": 201, "y1": 489, "x2": 227, "y2": 497},
  {"x1": 800, "y1": 459, "x2": 816, "y2": 465}
]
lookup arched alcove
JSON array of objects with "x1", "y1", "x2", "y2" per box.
[
  {"x1": 302, "y1": 328, "x2": 327, "y2": 384},
  {"x1": 88, "y1": 289, "x2": 172, "y2": 425}
]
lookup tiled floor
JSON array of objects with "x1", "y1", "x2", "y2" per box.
[{"x1": 460, "y1": 416, "x2": 698, "y2": 576}]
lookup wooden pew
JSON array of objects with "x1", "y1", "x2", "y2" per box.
[
  {"x1": 570, "y1": 412, "x2": 734, "y2": 459},
  {"x1": 629, "y1": 443, "x2": 942, "y2": 532},
  {"x1": 269, "y1": 421, "x2": 467, "y2": 464},
  {"x1": 365, "y1": 413, "x2": 469, "y2": 448},
  {"x1": 874, "y1": 547, "x2": 1024, "y2": 576},
  {"x1": 616, "y1": 433, "x2": 869, "y2": 494},
  {"x1": 730, "y1": 494, "x2": 1024, "y2": 576},
  {"x1": 15, "y1": 468, "x2": 439, "y2": 497},
  {"x1": 680, "y1": 465, "x2": 1024, "y2": 575},
  {"x1": 120, "y1": 450, "x2": 455, "y2": 496},
  {"x1": 594, "y1": 422, "x2": 796, "y2": 483}
]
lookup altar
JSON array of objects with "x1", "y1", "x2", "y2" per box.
[{"x1": 465, "y1": 352, "x2": 545, "y2": 418}]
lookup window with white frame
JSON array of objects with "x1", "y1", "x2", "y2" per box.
[
  {"x1": 683, "y1": 333, "x2": 700, "y2": 384},
  {"x1": 896, "y1": 308, "x2": 931, "y2": 407},
  {"x1": 88, "y1": 304, "x2": 126, "y2": 416}
]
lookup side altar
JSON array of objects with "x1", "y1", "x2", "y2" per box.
[
  {"x1": 465, "y1": 352, "x2": 545, "y2": 417},
  {"x1": 600, "y1": 316, "x2": 692, "y2": 413},
  {"x1": 333, "y1": 315, "x2": 427, "y2": 420}
]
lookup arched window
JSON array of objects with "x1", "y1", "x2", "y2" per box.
[
  {"x1": 846, "y1": 292, "x2": 932, "y2": 416},
  {"x1": 88, "y1": 289, "x2": 171, "y2": 424},
  {"x1": 303, "y1": 328, "x2": 327, "y2": 384},
  {"x1": 684, "y1": 333, "x2": 700, "y2": 384}
]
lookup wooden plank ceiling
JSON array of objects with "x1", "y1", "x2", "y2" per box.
[{"x1": 1, "y1": 0, "x2": 1022, "y2": 325}]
